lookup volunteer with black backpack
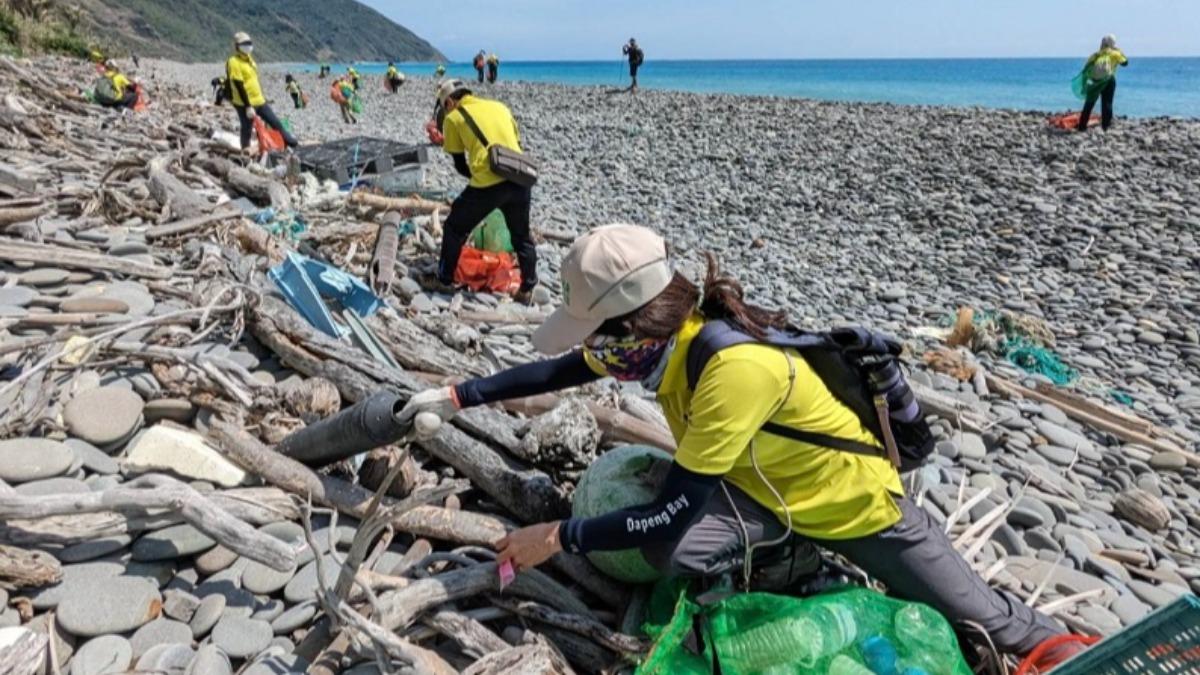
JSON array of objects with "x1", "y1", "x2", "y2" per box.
[
  {"x1": 96, "y1": 60, "x2": 138, "y2": 110},
  {"x1": 623, "y1": 38, "x2": 644, "y2": 90},
  {"x1": 398, "y1": 223, "x2": 1075, "y2": 660},
  {"x1": 425, "y1": 79, "x2": 539, "y2": 303},
  {"x1": 225, "y1": 31, "x2": 298, "y2": 151}
]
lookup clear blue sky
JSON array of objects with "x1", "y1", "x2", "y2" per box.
[{"x1": 364, "y1": 0, "x2": 1199, "y2": 61}]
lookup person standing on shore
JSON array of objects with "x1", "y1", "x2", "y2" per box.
[
  {"x1": 347, "y1": 66, "x2": 361, "y2": 91},
  {"x1": 622, "y1": 38, "x2": 644, "y2": 91},
  {"x1": 398, "y1": 223, "x2": 1083, "y2": 664},
  {"x1": 285, "y1": 74, "x2": 305, "y2": 109},
  {"x1": 435, "y1": 63, "x2": 446, "y2": 79},
  {"x1": 225, "y1": 31, "x2": 298, "y2": 151},
  {"x1": 487, "y1": 52, "x2": 500, "y2": 84},
  {"x1": 1076, "y1": 34, "x2": 1128, "y2": 132},
  {"x1": 426, "y1": 79, "x2": 538, "y2": 303},
  {"x1": 473, "y1": 50, "x2": 487, "y2": 83},
  {"x1": 385, "y1": 62, "x2": 405, "y2": 92},
  {"x1": 211, "y1": 77, "x2": 229, "y2": 106},
  {"x1": 330, "y1": 76, "x2": 358, "y2": 125}
]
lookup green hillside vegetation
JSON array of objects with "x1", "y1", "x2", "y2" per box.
[
  {"x1": 75, "y1": 0, "x2": 443, "y2": 62},
  {"x1": 0, "y1": 0, "x2": 91, "y2": 58}
]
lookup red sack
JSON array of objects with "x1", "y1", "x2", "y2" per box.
[
  {"x1": 253, "y1": 116, "x2": 286, "y2": 155},
  {"x1": 1047, "y1": 112, "x2": 1099, "y2": 131},
  {"x1": 425, "y1": 119, "x2": 444, "y2": 145},
  {"x1": 454, "y1": 246, "x2": 522, "y2": 294}
]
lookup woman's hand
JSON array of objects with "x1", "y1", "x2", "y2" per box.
[{"x1": 496, "y1": 522, "x2": 563, "y2": 572}]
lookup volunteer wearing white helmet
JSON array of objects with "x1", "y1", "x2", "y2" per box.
[
  {"x1": 424, "y1": 79, "x2": 538, "y2": 303},
  {"x1": 225, "y1": 31, "x2": 298, "y2": 150},
  {"x1": 397, "y1": 223, "x2": 1074, "y2": 661},
  {"x1": 1077, "y1": 34, "x2": 1129, "y2": 132}
]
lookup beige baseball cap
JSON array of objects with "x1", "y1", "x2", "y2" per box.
[
  {"x1": 436, "y1": 79, "x2": 469, "y2": 106},
  {"x1": 532, "y1": 224, "x2": 672, "y2": 354}
]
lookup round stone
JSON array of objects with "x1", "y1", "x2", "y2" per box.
[
  {"x1": 58, "y1": 535, "x2": 132, "y2": 564},
  {"x1": 14, "y1": 477, "x2": 89, "y2": 496},
  {"x1": 0, "y1": 286, "x2": 35, "y2": 306},
  {"x1": 19, "y1": 268, "x2": 70, "y2": 286},
  {"x1": 63, "y1": 387, "x2": 144, "y2": 446},
  {"x1": 132, "y1": 524, "x2": 215, "y2": 561},
  {"x1": 186, "y1": 645, "x2": 232, "y2": 675},
  {"x1": 283, "y1": 555, "x2": 340, "y2": 603},
  {"x1": 59, "y1": 297, "x2": 130, "y2": 314},
  {"x1": 1034, "y1": 444, "x2": 1078, "y2": 466},
  {"x1": 188, "y1": 594, "x2": 225, "y2": 639},
  {"x1": 143, "y1": 398, "x2": 196, "y2": 424},
  {"x1": 64, "y1": 438, "x2": 119, "y2": 474},
  {"x1": 135, "y1": 643, "x2": 194, "y2": 674},
  {"x1": 0, "y1": 438, "x2": 75, "y2": 483},
  {"x1": 69, "y1": 282, "x2": 155, "y2": 317},
  {"x1": 26, "y1": 559, "x2": 126, "y2": 610},
  {"x1": 1008, "y1": 506, "x2": 1046, "y2": 529},
  {"x1": 1149, "y1": 452, "x2": 1187, "y2": 471},
  {"x1": 70, "y1": 635, "x2": 132, "y2": 675},
  {"x1": 57, "y1": 576, "x2": 162, "y2": 637},
  {"x1": 128, "y1": 618, "x2": 192, "y2": 658},
  {"x1": 250, "y1": 598, "x2": 285, "y2": 622},
  {"x1": 270, "y1": 601, "x2": 316, "y2": 635},
  {"x1": 195, "y1": 545, "x2": 239, "y2": 576},
  {"x1": 241, "y1": 559, "x2": 296, "y2": 596},
  {"x1": 211, "y1": 617, "x2": 272, "y2": 659}
]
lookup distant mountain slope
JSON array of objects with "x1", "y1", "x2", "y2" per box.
[{"x1": 76, "y1": 0, "x2": 444, "y2": 62}]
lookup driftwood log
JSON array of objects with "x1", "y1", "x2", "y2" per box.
[
  {"x1": 0, "y1": 629, "x2": 48, "y2": 675},
  {"x1": 461, "y1": 639, "x2": 576, "y2": 675},
  {"x1": 0, "y1": 474, "x2": 295, "y2": 571},
  {"x1": 0, "y1": 545, "x2": 61, "y2": 590},
  {"x1": 149, "y1": 167, "x2": 213, "y2": 219},
  {"x1": 0, "y1": 240, "x2": 172, "y2": 280},
  {"x1": 348, "y1": 191, "x2": 450, "y2": 214}
]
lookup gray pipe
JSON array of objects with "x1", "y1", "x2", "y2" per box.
[{"x1": 277, "y1": 390, "x2": 408, "y2": 466}]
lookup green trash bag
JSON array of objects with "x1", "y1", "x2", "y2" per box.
[
  {"x1": 471, "y1": 209, "x2": 513, "y2": 253},
  {"x1": 572, "y1": 445, "x2": 672, "y2": 584},
  {"x1": 638, "y1": 580, "x2": 973, "y2": 675},
  {"x1": 349, "y1": 95, "x2": 363, "y2": 114},
  {"x1": 279, "y1": 116, "x2": 294, "y2": 134},
  {"x1": 1071, "y1": 69, "x2": 1089, "y2": 100}
]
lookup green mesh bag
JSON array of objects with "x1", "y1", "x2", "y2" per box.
[
  {"x1": 470, "y1": 209, "x2": 514, "y2": 253},
  {"x1": 637, "y1": 581, "x2": 973, "y2": 675}
]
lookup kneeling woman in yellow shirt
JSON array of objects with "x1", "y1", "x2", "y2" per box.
[{"x1": 400, "y1": 224, "x2": 1067, "y2": 659}]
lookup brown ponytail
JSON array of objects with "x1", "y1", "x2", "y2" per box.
[
  {"x1": 698, "y1": 252, "x2": 787, "y2": 339},
  {"x1": 598, "y1": 252, "x2": 786, "y2": 341}
]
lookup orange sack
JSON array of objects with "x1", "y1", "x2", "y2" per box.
[
  {"x1": 253, "y1": 117, "x2": 286, "y2": 155},
  {"x1": 1047, "y1": 112, "x2": 1099, "y2": 131},
  {"x1": 454, "y1": 246, "x2": 522, "y2": 294}
]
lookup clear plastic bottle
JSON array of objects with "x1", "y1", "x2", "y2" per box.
[
  {"x1": 829, "y1": 655, "x2": 876, "y2": 675},
  {"x1": 893, "y1": 604, "x2": 958, "y2": 675},
  {"x1": 719, "y1": 603, "x2": 859, "y2": 672}
]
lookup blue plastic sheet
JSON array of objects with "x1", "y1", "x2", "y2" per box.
[{"x1": 269, "y1": 252, "x2": 383, "y2": 338}]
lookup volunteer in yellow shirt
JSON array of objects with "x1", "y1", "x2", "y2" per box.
[
  {"x1": 224, "y1": 31, "x2": 297, "y2": 150},
  {"x1": 398, "y1": 224, "x2": 1068, "y2": 659},
  {"x1": 385, "y1": 62, "x2": 405, "y2": 93},
  {"x1": 1077, "y1": 34, "x2": 1129, "y2": 132},
  {"x1": 426, "y1": 79, "x2": 538, "y2": 302},
  {"x1": 98, "y1": 60, "x2": 137, "y2": 110}
]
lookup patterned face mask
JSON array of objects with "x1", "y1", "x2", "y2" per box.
[{"x1": 587, "y1": 334, "x2": 670, "y2": 383}]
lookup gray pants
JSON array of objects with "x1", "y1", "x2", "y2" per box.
[{"x1": 641, "y1": 483, "x2": 1063, "y2": 656}]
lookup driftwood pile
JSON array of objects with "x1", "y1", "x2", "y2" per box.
[{"x1": 0, "y1": 56, "x2": 661, "y2": 675}]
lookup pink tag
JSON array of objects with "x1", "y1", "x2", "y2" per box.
[{"x1": 498, "y1": 560, "x2": 515, "y2": 590}]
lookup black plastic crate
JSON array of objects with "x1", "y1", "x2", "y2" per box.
[{"x1": 296, "y1": 137, "x2": 429, "y2": 185}]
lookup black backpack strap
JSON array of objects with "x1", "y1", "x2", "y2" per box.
[
  {"x1": 456, "y1": 105, "x2": 490, "y2": 147},
  {"x1": 685, "y1": 320, "x2": 756, "y2": 391},
  {"x1": 761, "y1": 421, "x2": 885, "y2": 458}
]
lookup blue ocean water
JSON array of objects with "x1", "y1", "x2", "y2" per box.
[{"x1": 307, "y1": 58, "x2": 1200, "y2": 118}]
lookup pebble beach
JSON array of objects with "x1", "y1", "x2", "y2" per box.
[{"x1": 1, "y1": 52, "x2": 1198, "y2": 674}]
